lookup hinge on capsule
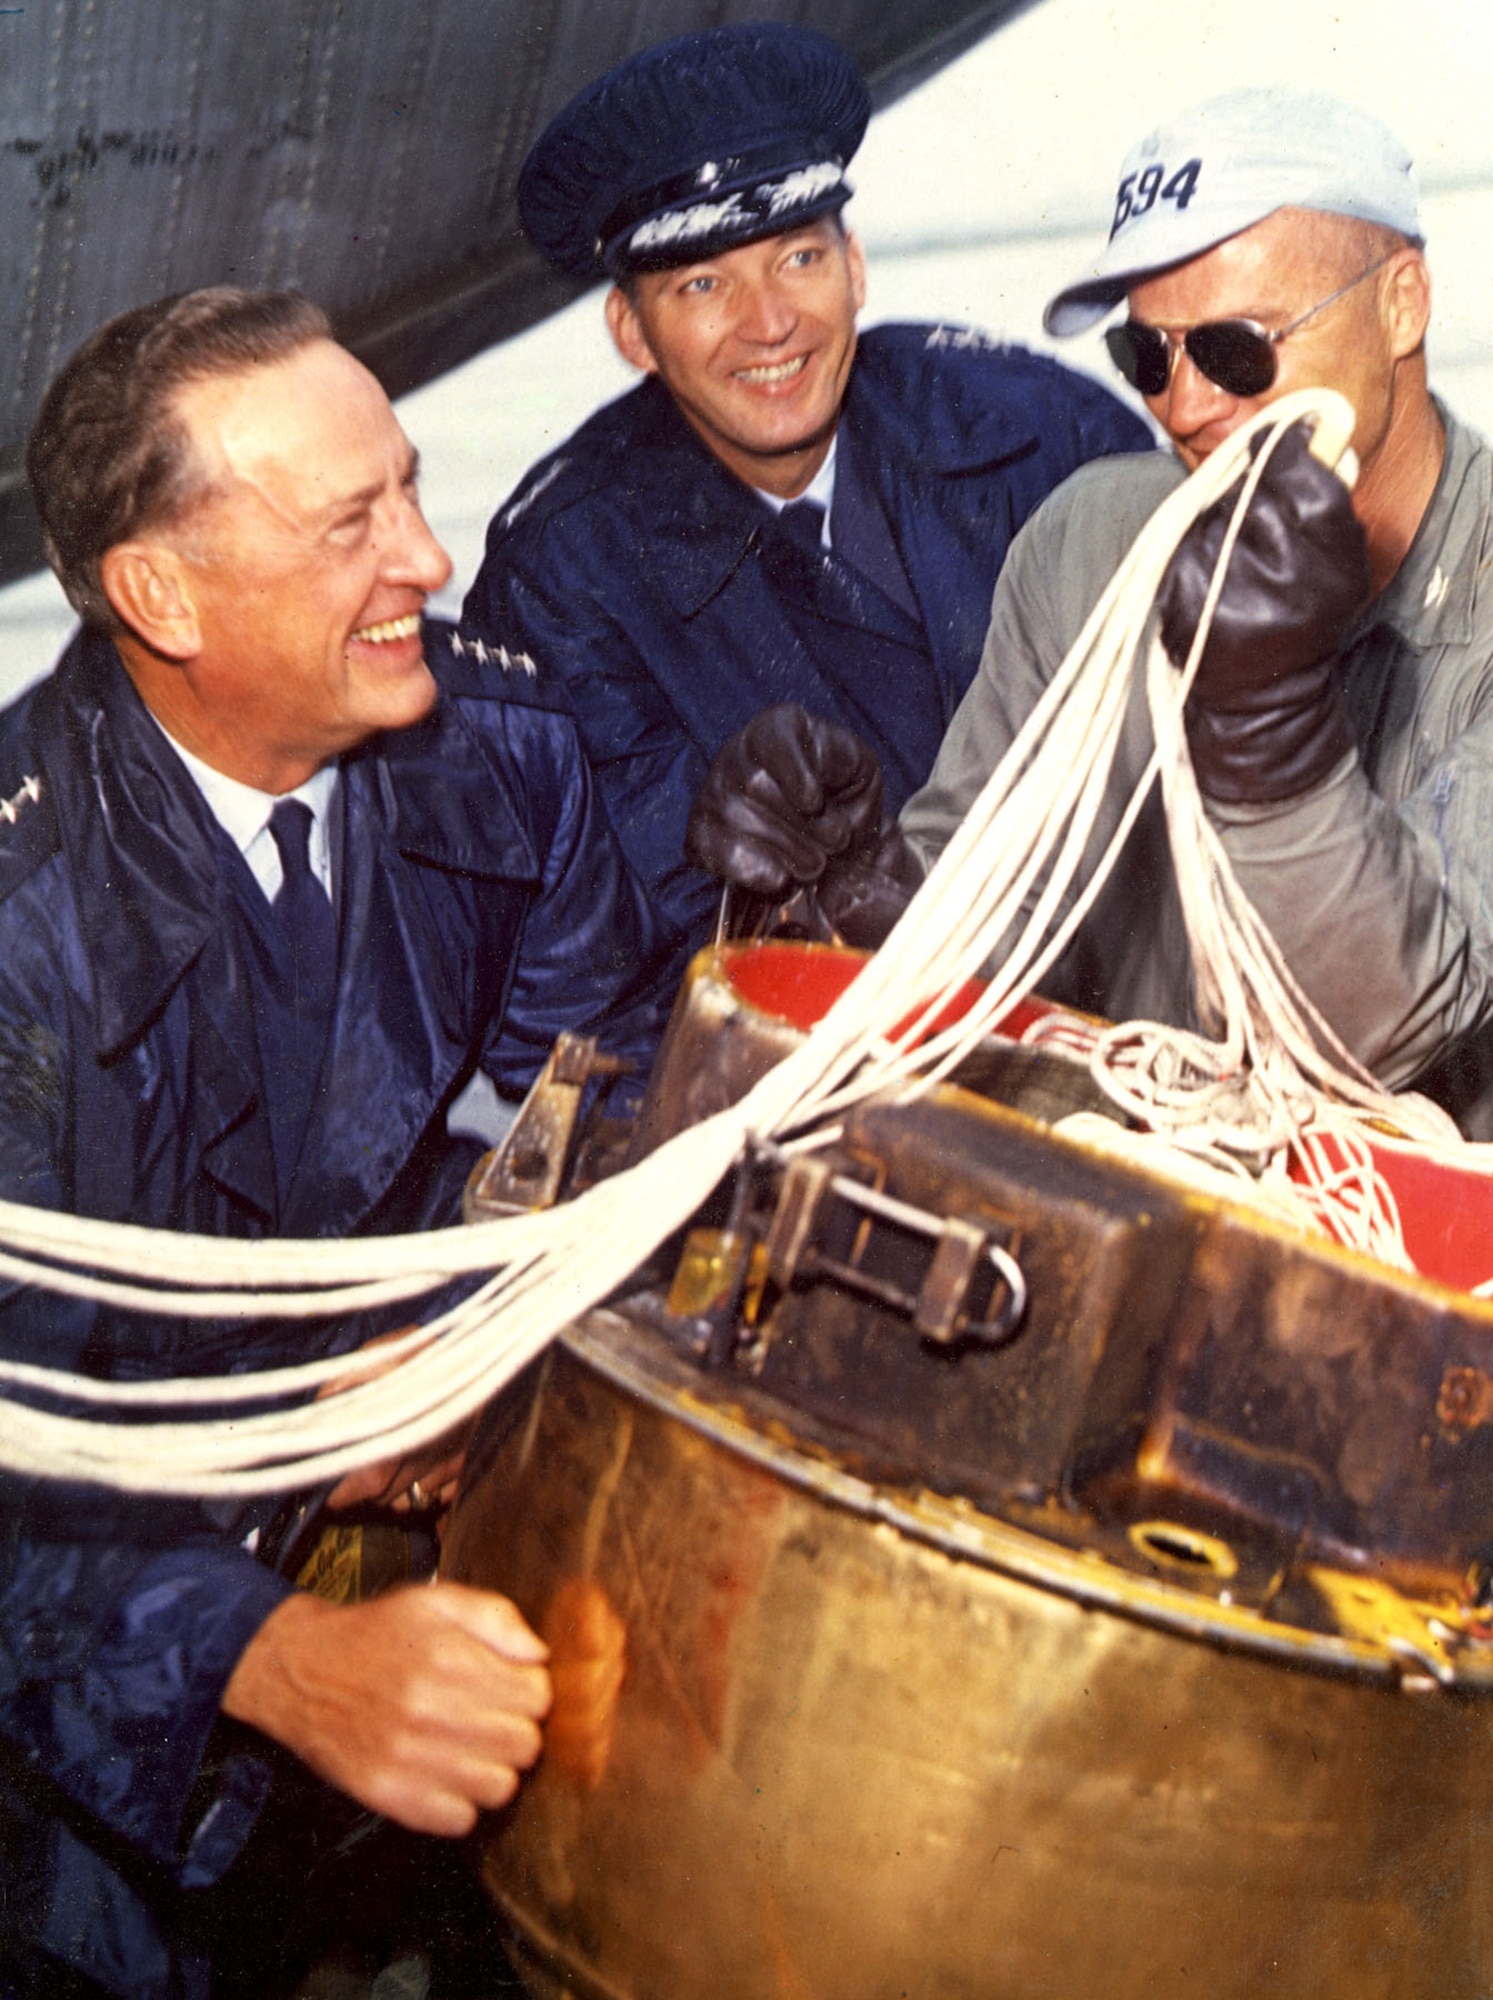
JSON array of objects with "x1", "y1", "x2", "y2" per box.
[
  {"x1": 665, "y1": 1138, "x2": 1027, "y2": 1364},
  {"x1": 759, "y1": 1149, "x2": 1027, "y2": 1348}
]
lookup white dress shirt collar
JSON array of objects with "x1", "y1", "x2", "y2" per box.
[
  {"x1": 752, "y1": 433, "x2": 838, "y2": 545},
  {"x1": 157, "y1": 725, "x2": 339, "y2": 902}
]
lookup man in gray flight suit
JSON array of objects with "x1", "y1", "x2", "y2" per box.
[{"x1": 690, "y1": 88, "x2": 1493, "y2": 1139}]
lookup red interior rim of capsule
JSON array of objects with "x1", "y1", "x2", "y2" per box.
[{"x1": 714, "y1": 940, "x2": 1493, "y2": 1297}]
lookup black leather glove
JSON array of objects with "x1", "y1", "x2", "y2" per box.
[
  {"x1": 810, "y1": 825, "x2": 926, "y2": 949},
  {"x1": 686, "y1": 703, "x2": 922, "y2": 949},
  {"x1": 1156, "y1": 423, "x2": 1372, "y2": 804}
]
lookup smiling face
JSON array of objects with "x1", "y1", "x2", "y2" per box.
[
  {"x1": 110, "y1": 338, "x2": 453, "y2": 793},
  {"x1": 1125, "y1": 208, "x2": 1426, "y2": 476},
  {"x1": 605, "y1": 218, "x2": 866, "y2": 497}
]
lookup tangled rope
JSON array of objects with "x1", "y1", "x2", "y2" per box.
[{"x1": 3, "y1": 388, "x2": 1487, "y2": 1493}]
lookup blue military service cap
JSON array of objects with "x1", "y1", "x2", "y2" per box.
[{"x1": 517, "y1": 23, "x2": 872, "y2": 283}]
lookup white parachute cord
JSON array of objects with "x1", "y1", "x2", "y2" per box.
[
  {"x1": 2, "y1": 386, "x2": 1488, "y2": 1491},
  {"x1": 788, "y1": 402, "x2": 1302, "y2": 1116}
]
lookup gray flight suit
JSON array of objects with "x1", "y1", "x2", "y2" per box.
[{"x1": 903, "y1": 407, "x2": 1493, "y2": 1137}]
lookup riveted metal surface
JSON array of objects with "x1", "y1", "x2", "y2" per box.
[
  {"x1": 0, "y1": 0, "x2": 1034, "y2": 581},
  {"x1": 445, "y1": 942, "x2": 1493, "y2": 1994},
  {"x1": 445, "y1": 1328, "x2": 1493, "y2": 2000},
  {"x1": 629, "y1": 947, "x2": 1493, "y2": 1592}
]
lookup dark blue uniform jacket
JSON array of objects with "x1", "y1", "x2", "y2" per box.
[
  {"x1": 466, "y1": 323, "x2": 1153, "y2": 939},
  {"x1": 0, "y1": 622, "x2": 681, "y2": 1996}
]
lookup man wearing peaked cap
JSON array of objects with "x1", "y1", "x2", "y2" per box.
[
  {"x1": 691, "y1": 87, "x2": 1493, "y2": 1140},
  {"x1": 465, "y1": 22, "x2": 1152, "y2": 943}
]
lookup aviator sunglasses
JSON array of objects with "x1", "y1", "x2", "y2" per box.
[{"x1": 1104, "y1": 252, "x2": 1397, "y2": 400}]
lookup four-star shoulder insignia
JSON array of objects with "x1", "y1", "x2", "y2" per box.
[
  {"x1": 0, "y1": 774, "x2": 41, "y2": 824},
  {"x1": 0, "y1": 769, "x2": 57, "y2": 902},
  {"x1": 924, "y1": 325, "x2": 1004, "y2": 355},
  {"x1": 447, "y1": 630, "x2": 538, "y2": 676}
]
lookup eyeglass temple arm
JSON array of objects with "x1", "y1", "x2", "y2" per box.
[{"x1": 1275, "y1": 250, "x2": 1399, "y2": 344}]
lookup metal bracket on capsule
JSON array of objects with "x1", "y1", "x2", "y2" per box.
[
  {"x1": 464, "y1": 1031, "x2": 635, "y2": 1220},
  {"x1": 757, "y1": 1147, "x2": 1027, "y2": 1349},
  {"x1": 665, "y1": 1137, "x2": 1029, "y2": 1364}
]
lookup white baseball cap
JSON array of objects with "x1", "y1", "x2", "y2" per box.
[{"x1": 1044, "y1": 89, "x2": 1421, "y2": 337}]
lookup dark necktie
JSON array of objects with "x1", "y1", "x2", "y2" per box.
[
  {"x1": 778, "y1": 496, "x2": 827, "y2": 558},
  {"x1": 268, "y1": 798, "x2": 336, "y2": 1014}
]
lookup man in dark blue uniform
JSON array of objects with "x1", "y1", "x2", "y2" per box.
[
  {"x1": 0, "y1": 289, "x2": 682, "y2": 1998},
  {"x1": 464, "y1": 23, "x2": 1154, "y2": 943}
]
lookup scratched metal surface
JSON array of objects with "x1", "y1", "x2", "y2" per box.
[{"x1": 0, "y1": 0, "x2": 1032, "y2": 579}]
